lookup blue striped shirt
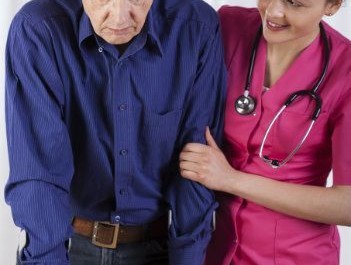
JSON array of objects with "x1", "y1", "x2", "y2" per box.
[{"x1": 5, "y1": 0, "x2": 226, "y2": 264}]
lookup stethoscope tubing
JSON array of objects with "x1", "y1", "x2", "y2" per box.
[
  {"x1": 284, "y1": 90, "x2": 322, "y2": 120},
  {"x1": 259, "y1": 104, "x2": 316, "y2": 169},
  {"x1": 237, "y1": 23, "x2": 330, "y2": 168}
]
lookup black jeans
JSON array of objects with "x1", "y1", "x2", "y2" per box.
[{"x1": 69, "y1": 233, "x2": 169, "y2": 265}]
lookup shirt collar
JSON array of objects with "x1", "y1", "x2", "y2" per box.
[
  {"x1": 78, "y1": 4, "x2": 163, "y2": 57},
  {"x1": 144, "y1": 2, "x2": 164, "y2": 57},
  {"x1": 78, "y1": 11, "x2": 94, "y2": 46}
]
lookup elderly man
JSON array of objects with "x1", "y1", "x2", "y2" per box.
[{"x1": 4, "y1": 0, "x2": 226, "y2": 264}]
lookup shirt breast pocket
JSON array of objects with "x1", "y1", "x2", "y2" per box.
[{"x1": 138, "y1": 108, "x2": 183, "y2": 171}]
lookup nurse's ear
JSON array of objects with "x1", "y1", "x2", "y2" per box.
[{"x1": 325, "y1": 0, "x2": 343, "y2": 16}]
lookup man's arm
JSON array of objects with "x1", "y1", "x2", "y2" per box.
[
  {"x1": 5, "y1": 13, "x2": 74, "y2": 264},
  {"x1": 165, "y1": 20, "x2": 227, "y2": 265}
]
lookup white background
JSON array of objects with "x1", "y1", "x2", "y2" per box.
[{"x1": 0, "y1": 0, "x2": 350, "y2": 264}]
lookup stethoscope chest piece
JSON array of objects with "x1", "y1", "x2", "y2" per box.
[
  {"x1": 235, "y1": 93, "x2": 256, "y2": 115},
  {"x1": 233, "y1": 23, "x2": 329, "y2": 168}
]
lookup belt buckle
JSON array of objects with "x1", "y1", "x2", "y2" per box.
[{"x1": 92, "y1": 221, "x2": 119, "y2": 249}]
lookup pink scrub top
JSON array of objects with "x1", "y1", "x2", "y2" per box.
[{"x1": 205, "y1": 6, "x2": 351, "y2": 265}]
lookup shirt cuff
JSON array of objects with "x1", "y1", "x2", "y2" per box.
[
  {"x1": 19, "y1": 244, "x2": 69, "y2": 265},
  {"x1": 168, "y1": 233, "x2": 211, "y2": 265},
  {"x1": 18, "y1": 259, "x2": 69, "y2": 265}
]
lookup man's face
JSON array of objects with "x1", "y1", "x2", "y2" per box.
[{"x1": 82, "y1": 0, "x2": 153, "y2": 45}]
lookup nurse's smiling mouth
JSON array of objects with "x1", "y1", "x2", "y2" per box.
[{"x1": 266, "y1": 20, "x2": 289, "y2": 31}]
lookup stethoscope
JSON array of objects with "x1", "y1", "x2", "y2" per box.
[{"x1": 235, "y1": 23, "x2": 330, "y2": 169}]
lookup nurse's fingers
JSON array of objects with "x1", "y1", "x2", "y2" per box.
[
  {"x1": 179, "y1": 149, "x2": 208, "y2": 163},
  {"x1": 180, "y1": 169, "x2": 201, "y2": 182},
  {"x1": 182, "y1": 142, "x2": 210, "y2": 153},
  {"x1": 179, "y1": 159, "x2": 203, "y2": 173},
  {"x1": 205, "y1": 127, "x2": 220, "y2": 150}
]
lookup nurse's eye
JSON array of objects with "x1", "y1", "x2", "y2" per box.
[{"x1": 284, "y1": 0, "x2": 303, "y2": 7}]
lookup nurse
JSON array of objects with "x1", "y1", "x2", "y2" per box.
[{"x1": 179, "y1": 0, "x2": 351, "y2": 264}]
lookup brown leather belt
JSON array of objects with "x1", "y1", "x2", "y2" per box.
[{"x1": 72, "y1": 217, "x2": 149, "y2": 249}]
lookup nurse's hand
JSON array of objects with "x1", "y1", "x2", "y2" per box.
[{"x1": 179, "y1": 127, "x2": 234, "y2": 191}]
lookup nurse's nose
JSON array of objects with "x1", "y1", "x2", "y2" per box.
[
  {"x1": 265, "y1": 0, "x2": 284, "y2": 18},
  {"x1": 109, "y1": 0, "x2": 130, "y2": 27}
]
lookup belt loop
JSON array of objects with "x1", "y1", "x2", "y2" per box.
[{"x1": 168, "y1": 210, "x2": 172, "y2": 229}]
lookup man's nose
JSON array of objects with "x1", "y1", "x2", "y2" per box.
[{"x1": 109, "y1": 0, "x2": 130, "y2": 27}]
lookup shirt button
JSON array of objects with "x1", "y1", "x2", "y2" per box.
[
  {"x1": 98, "y1": 47, "x2": 103, "y2": 53},
  {"x1": 114, "y1": 215, "x2": 120, "y2": 223},
  {"x1": 120, "y1": 149, "x2": 128, "y2": 156},
  {"x1": 119, "y1": 104, "x2": 127, "y2": 111}
]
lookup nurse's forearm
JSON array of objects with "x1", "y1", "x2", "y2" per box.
[{"x1": 224, "y1": 171, "x2": 351, "y2": 226}]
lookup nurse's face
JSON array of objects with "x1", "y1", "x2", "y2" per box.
[
  {"x1": 82, "y1": 0, "x2": 153, "y2": 45},
  {"x1": 257, "y1": 0, "x2": 342, "y2": 46}
]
